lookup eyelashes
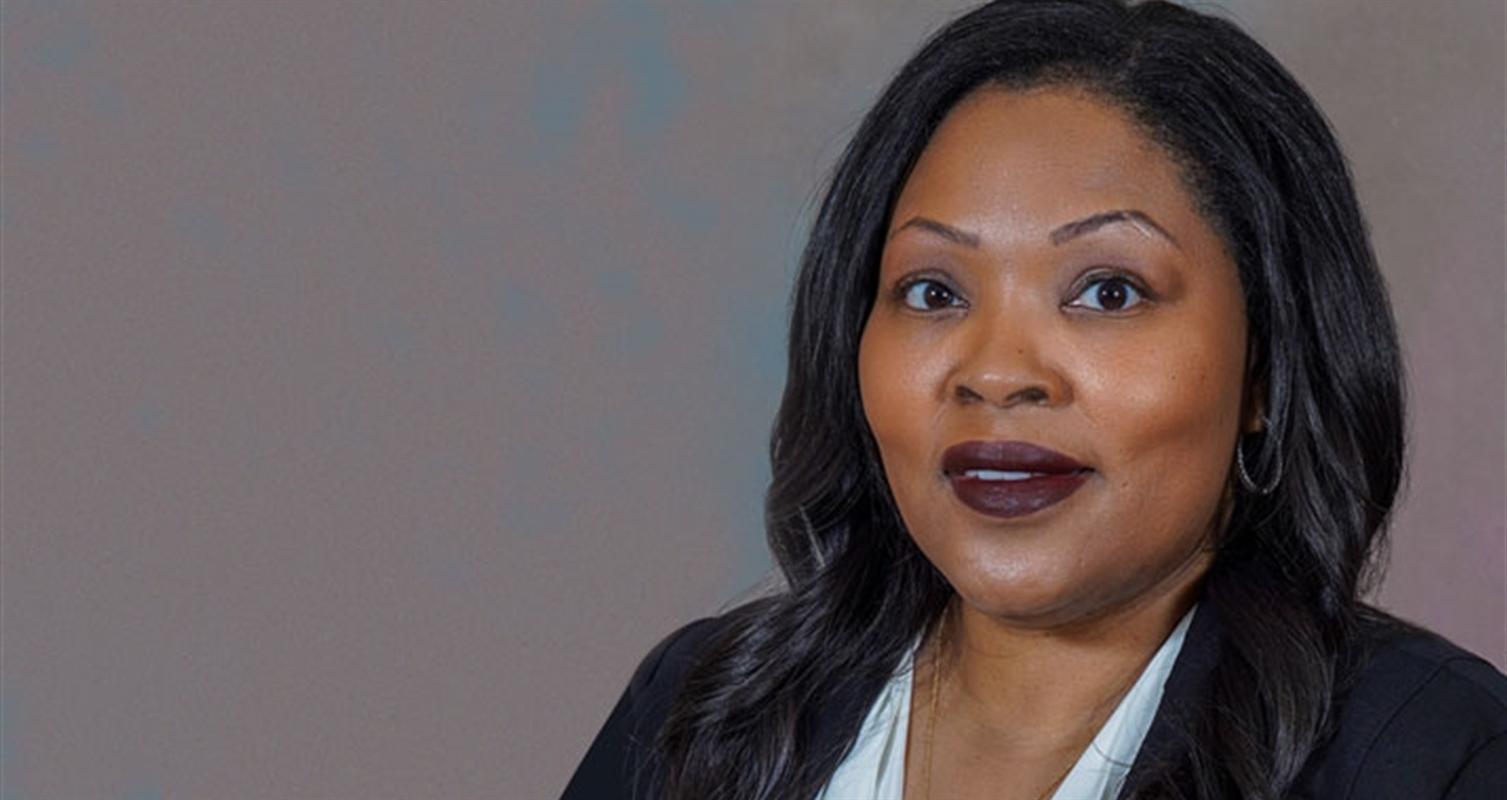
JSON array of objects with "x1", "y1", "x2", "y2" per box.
[
  {"x1": 896, "y1": 277, "x2": 963, "y2": 311},
  {"x1": 1068, "y1": 275, "x2": 1149, "y2": 312},
  {"x1": 890, "y1": 269, "x2": 1154, "y2": 314}
]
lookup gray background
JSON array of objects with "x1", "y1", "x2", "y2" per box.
[{"x1": 2, "y1": 1, "x2": 1502, "y2": 798}]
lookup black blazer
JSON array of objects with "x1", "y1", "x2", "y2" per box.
[{"x1": 563, "y1": 601, "x2": 1507, "y2": 799}]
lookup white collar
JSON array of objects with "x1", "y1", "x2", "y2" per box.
[{"x1": 817, "y1": 603, "x2": 1198, "y2": 800}]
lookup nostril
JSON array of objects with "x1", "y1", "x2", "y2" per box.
[
  {"x1": 1012, "y1": 386, "x2": 1050, "y2": 405},
  {"x1": 954, "y1": 383, "x2": 1051, "y2": 407},
  {"x1": 954, "y1": 384, "x2": 985, "y2": 402}
]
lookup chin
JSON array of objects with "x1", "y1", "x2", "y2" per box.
[
  {"x1": 949, "y1": 556, "x2": 1176, "y2": 629},
  {"x1": 949, "y1": 569, "x2": 1093, "y2": 625}
]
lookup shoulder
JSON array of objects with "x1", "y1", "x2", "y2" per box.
[
  {"x1": 634, "y1": 611, "x2": 739, "y2": 690},
  {"x1": 1295, "y1": 610, "x2": 1507, "y2": 799},
  {"x1": 620, "y1": 596, "x2": 772, "y2": 711},
  {"x1": 561, "y1": 606, "x2": 752, "y2": 800}
]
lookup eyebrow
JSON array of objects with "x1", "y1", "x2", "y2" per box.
[
  {"x1": 888, "y1": 216, "x2": 981, "y2": 248},
  {"x1": 887, "y1": 209, "x2": 1180, "y2": 249}
]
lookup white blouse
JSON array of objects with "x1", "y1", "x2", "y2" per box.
[{"x1": 816, "y1": 604, "x2": 1196, "y2": 800}]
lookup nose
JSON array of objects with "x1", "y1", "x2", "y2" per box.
[{"x1": 946, "y1": 314, "x2": 1070, "y2": 410}]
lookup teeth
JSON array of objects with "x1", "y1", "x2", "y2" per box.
[{"x1": 963, "y1": 469, "x2": 1041, "y2": 481}]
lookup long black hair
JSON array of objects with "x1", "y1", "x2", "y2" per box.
[{"x1": 653, "y1": 1, "x2": 1407, "y2": 797}]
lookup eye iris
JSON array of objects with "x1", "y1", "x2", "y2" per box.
[
  {"x1": 1096, "y1": 280, "x2": 1129, "y2": 310},
  {"x1": 924, "y1": 284, "x2": 952, "y2": 308}
]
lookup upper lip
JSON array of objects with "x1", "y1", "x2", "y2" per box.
[{"x1": 941, "y1": 440, "x2": 1090, "y2": 475}]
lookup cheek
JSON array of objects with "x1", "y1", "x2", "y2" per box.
[
  {"x1": 857, "y1": 319, "x2": 962, "y2": 545},
  {"x1": 1081, "y1": 319, "x2": 1246, "y2": 525},
  {"x1": 858, "y1": 319, "x2": 947, "y2": 453}
]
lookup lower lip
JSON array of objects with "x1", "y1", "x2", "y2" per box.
[{"x1": 947, "y1": 471, "x2": 1091, "y2": 519}]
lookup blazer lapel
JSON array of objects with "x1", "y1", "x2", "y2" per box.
[
  {"x1": 807, "y1": 665, "x2": 890, "y2": 770},
  {"x1": 1116, "y1": 599, "x2": 1224, "y2": 798}
]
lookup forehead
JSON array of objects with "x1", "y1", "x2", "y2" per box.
[{"x1": 891, "y1": 86, "x2": 1200, "y2": 242}]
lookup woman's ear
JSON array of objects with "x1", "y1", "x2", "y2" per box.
[
  {"x1": 1242, "y1": 372, "x2": 1268, "y2": 434},
  {"x1": 1241, "y1": 333, "x2": 1268, "y2": 434}
]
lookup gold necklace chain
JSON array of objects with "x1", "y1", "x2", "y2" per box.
[{"x1": 920, "y1": 601, "x2": 1078, "y2": 800}]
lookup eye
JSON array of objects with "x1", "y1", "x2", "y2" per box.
[
  {"x1": 898, "y1": 278, "x2": 963, "y2": 311},
  {"x1": 1069, "y1": 275, "x2": 1147, "y2": 312}
]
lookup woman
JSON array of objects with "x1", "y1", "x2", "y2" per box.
[{"x1": 563, "y1": 1, "x2": 1506, "y2": 798}]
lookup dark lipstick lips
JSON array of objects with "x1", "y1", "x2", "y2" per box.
[{"x1": 941, "y1": 440, "x2": 1092, "y2": 519}]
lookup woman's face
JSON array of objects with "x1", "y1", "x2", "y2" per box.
[{"x1": 858, "y1": 86, "x2": 1260, "y2": 626}]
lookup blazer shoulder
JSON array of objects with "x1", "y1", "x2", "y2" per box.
[
  {"x1": 1351, "y1": 617, "x2": 1507, "y2": 729},
  {"x1": 560, "y1": 605, "x2": 754, "y2": 800},
  {"x1": 1298, "y1": 614, "x2": 1507, "y2": 799},
  {"x1": 626, "y1": 613, "x2": 731, "y2": 700},
  {"x1": 626, "y1": 596, "x2": 771, "y2": 699}
]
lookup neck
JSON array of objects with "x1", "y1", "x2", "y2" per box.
[{"x1": 939, "y1": 549, "x2": 1209, "y2": 751}]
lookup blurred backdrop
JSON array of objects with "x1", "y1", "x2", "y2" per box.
[{"x1": 2, "y1": 1, "x2": 1502, "y2": 798}]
